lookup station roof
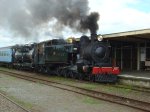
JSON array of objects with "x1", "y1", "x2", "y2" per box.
[{"x1": 102, "y1": 28, "x2": 150, "y2": 43}]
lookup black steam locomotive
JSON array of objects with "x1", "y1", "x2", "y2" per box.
[
  {"x1": 75, "y1": 34, "x2": 119, "y2": 82},
  {"x1": 0, "y1": 35, "x2": 120, "y2": 82}
]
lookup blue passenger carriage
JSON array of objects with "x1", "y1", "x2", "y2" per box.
[{"x1": 0, "y1": 46, "x2": 14, "y2": 67}]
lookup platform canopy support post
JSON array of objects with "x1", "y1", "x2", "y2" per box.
[{"x1": 137, "y1": 43, "x2": 140, "y2": 71}]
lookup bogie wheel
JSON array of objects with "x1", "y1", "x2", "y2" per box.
[
  {"x1": 78, "y1": 73, "x2": 84, "y2": 80},
  {"x1": 68, "y1": 71, "x2": 72, "y2": 78},
  {"x1": 62, "y1": 69, "x2": 67, "y2": 77},
  {"x1": 38, "y1": 66, "x2": 42, "y2": 73},
  {"x1": 89, "y1": 74, "x2": 95, "y2": 82}
]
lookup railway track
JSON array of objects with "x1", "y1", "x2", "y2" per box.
[
  {"x1": 0, "y1": 92, "x2": 31, "y2": 112},
  {"x1": 7, "y1": 68, "x2": 150, "y2": 93},
  {"x1": 15, "y1": 69, "x2": 150, "y2": 93},
  {"x1": 67, "y1": 77, "x2": 150, "y2": 93},
  {"x1": 0, "y1": 69, "x2": 150, "y2": 112},
  {"x1": 108, "y1": 83, "x2": 150, "y2": 93},
  {"x1": 1, "y1": 67, "x2": 149, "y2": 93},
  {"x1": 79, "y1": 80, "x2": 150, "y2": 93}
]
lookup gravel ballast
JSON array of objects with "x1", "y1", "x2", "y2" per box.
[
  {"x1": 0, "y1": 72, "x2": 145, "y2": 112},
  {"x1": 0, "y1": 93, "x2": 28, "y2": 112}
]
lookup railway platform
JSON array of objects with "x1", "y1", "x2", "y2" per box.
[{"x1": 118, "y1": 71, "x2": 150, "y2": 88}]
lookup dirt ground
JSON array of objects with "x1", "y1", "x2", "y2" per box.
[{"x1": 0, "y1": 73, "x2": 145, "y2": 112}]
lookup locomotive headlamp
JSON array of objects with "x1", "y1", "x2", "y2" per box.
[
  {"x1": 97, "y1": 35, "x2": 103, "y2": 41},
  {"x1": 82, "y1": 65, "x2": 89, "y2": 72}
]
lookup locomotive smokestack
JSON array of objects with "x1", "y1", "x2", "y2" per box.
[{"x1": 91, "y1": 33, "x2": 97, "y2": 42}]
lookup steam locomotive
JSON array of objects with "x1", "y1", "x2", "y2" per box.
[
  {"x1": 0, "y1": 34, "x2": 120, "y2": 82},
  {"x1": 75, "y1": 35, "x2": 120, "y2": 82}
]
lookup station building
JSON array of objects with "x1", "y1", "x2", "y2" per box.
[{"x1": 102, "y1": 28, "x2": 150, "y2": 71}]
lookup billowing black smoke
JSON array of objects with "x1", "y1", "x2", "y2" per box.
[
  {"x1": 80, "y1": 12, "x2": 99, "y2": 42},
  {"x1": 80, "y1": 12, "x2": 99, "y2": 35},
  {"x1": 0, "y1": 0, "x2": 99, "y2": 38}
]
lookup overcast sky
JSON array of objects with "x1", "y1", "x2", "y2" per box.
[{"x1": 0, "y1": 0, "x2": 150, "y2": 47}]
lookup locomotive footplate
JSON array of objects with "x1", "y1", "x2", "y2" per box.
[{"x1": 95, "y1": 74, "x2": 118, "y2": 83}]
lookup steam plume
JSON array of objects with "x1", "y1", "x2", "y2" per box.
[
  {"x1": 0, "y1": 0, "x2": 99, "y2": 38},
  {"x1": 80, "y1": 12, "x2": 99, "y2": 34}
]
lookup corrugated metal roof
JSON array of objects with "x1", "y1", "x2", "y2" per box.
[
  {"x1": 102, "y1": 28, "x2": 150, "y2": 38},
  {"x1": 101, "y1": 28, "x2": 150, "y2": 42}
]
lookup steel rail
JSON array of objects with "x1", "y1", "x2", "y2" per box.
[{"x1": 0, "y1": 92, "x2": 31, "y2": 112}]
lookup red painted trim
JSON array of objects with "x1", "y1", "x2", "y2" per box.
[{"x1": 92, "y1": 67, "x2": 120, "y2": 75}]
